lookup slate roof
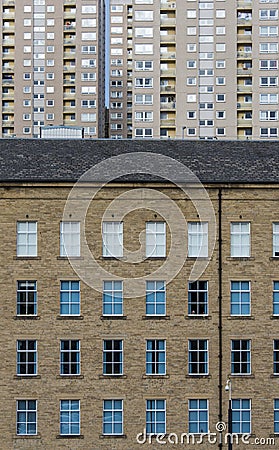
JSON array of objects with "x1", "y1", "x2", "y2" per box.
[{"x1": 0, "y1": 138, "x2": 278, "y2": 184}]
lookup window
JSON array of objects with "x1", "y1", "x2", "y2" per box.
[
  {"x1": 103, "y1": 340, "x2": 123, "y2": 375},
  {"x1": 216, "y1": 43, "x2": 226, "y2": 51},
  {"x1": 135, "y1": 27, "x2": 153, "y2": 38},
  {"x1": 188, "y1": 340, "x2": 208, "y2": 375},
  {"x1": 135, "y1": 77, "x2": 153, "y2": 88},
  {"x1": 82, "y1": 18, "x2": 96, "y2": 27},
  {"x1": 260, "y1": 59, "x2": 278, "y2": 70},
  {"x1": 231, "y1": 222, "x2": 250, "y2": 257},
  {"x1": 103, "y1": 400, "x2": 123, "y2": 435},
  {"x1": 81, "y1": 113, "x2": 96, "y2": 122},
  {"x1": 82, "y1": 5, "x2": 96, "y2": 13},
  {"x1": 135, "y1": 128, "x2": 153, "y2": 138},
  {"x1": 188, "y1": 222, "x2": 208, "y2": 257},
  {"x1": 17, "y1": 222, "x2": 37, "y2": 257},
  {"x1": 82, "y1": 32, "x2": 96, "y2": 41},
  {"x1": 135, "y1": 11, "x2": 153, "y2": 21},
  {"x1": 146, "y1": 340, "x2": 166, "y2": 375},
  {"x1": 189, "y1": 400, "x2": 208, "y2": 433},
  {"x1": 216, "y1": 60, "x2": 226, "y2": 68},
  {"x1": 216, "y1": 9, "x2": 226, "y2": 17},
  {"x1": 135, "y1": 94, "x2": 153, "y2": 105},
  {"x1": 60, "y1": 281, "x2": 80, "y2": 316},
  {"x1": 146, "y1": 281, "x2": 166, "y2": 316},
  {"x1": 17, "y1": 400, "x2": 37, "y2": 435},
  {"x1": 135, "y1": 44, "x2": 153, "y2": 54},
  {"x1": 60, "y1": 340, "x2": 80, "y2": 375},
  {"x1": 187, "y1": 10, "x2": 197, "y2": 18},
  {"x1": 231, "y1": 400, "x2": 251, "y2": 434},
  {"x1": 187, "y1": 128, "x2": 196, "y2": 136},
  {"x1": 260, "y1": 76, "x2": 278, "y2": 86},
  {"x1": 187, "y1": 111, "x2": 196, "y2": 119},
  {"x1": 260, "y1": 110, "x2": 278, "y2": 120},
  {"x1": 216, "y1": 111, "x2": 226, "y2": 119},
  {"x1": 135, "y1": 111, "x2": 153, "y2": 122},
  {"x1": 231, "y1": 340, "x2": 251, "y2": 375},
  {"x1": 103, "y1": 281, "x2": 123, "y2": 316},
  {"x1": 187, "y1": 60, "x2": 197, "y2": 68},
  {"x1": 260, "y1": 93, "x2": 278, "y2": 103},
  {"x1": 216, "y1": 127, "x2": 226, "y2": 136},
  {"x1": 260, "y1": 43, "x2": 278, "y2": 53},
  {"x1": 274, "y1": 400, "x2": 279, "y2": 433},
  {"x1": 231, "y1": 281, "x2": 251, "y2": 316},
  {"x1": 102, "y1": 222, "x2": 123, "y2": 257},
  {"x1": 17, "y1": 281, "x2": 37, "y2": 316},
  {"x1": 187, "y1": 94, "x2": 197, "y2": 102},
  {"x1": 81, "y1": 73, "x2": 96, "y2": 81},
  {"x1": 17, "y1": 340, "x2": 37, "y2": 376},
  {"x1": 60, "y1": 222, "x2": 80, "y2": 257},
  {"x1": 273, "y1": 223, "x2": 279, "y2": 257},
  {"x1": 188, "y1": 281, "x2": 208, "y2": 315},
  {"x1": 146, "y1": 400, "x2": 166, "y2": 434},
  {"x1": 146, "y1": 222, "x2": 166, "y2": 257},
  {"x1": 260, "y1": 25, "x2": 278, "y2": 36},
  {"x1": 260, "y1": 9, "x2": 278, "y2": 19},
  {"x1": 60, "y1": 400, "x2": 80, "y2": 435},
  {"x1": 81, "y1": 45, "x2": 96, "y2": 54},
  {"x1": 216, "y1": 94, "x2": 225, "y2": 101},
  {"x1": 274, "y1": 340, "x2": 279, "y2": 374},
  {"x1": 260, "y1": 127, "x2": 278, "y2": 137}
]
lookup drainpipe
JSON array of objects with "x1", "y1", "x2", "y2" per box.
[{"x1": 218, "y1": 187, "x2": 223, "y2": 449}]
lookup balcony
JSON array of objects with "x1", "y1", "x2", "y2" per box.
[
  {"x1": 160, "y1": 102, "x2": 176, "y2": 110},
  {"x1": 237, "y1": 101, "x2": 252, "y2": 109},
  {"x1": 64, "y1": 0, "x2": 76, "y2": 4},
  {"x1": 160, "y1": 69, "x2": 176, "y2": 76},
  {"x1": 160, "y1": 52, "x2": 176, "y2": 59},
  {"x1": 237, "y1": 85, "x2": 252, "y2": 92},
  {"x1": 63, "y1": 65, "x2": 76, "y2": 71},
  {"x1": 237, "y1": 68, "x2": 252, "y2": 75},
  {"x1": 2, "y1": 39, "x2": 15, "y2": 46},
  {"x1": 2, "y1": 66, "x2": 14, "y2": 73},
  {"x1": 160, "y1": 1, "x2": 176, "y2": 10},
  {"x1": 2, "y1": 13, "x2": 14, "y2": 19},
  {"x1": 237, "y1": 34, "x2": 252, "y2": 42},
  {"x1": 64, "y1": 38, "x2": 76, "y2": 45},
  {"x1": 160, "y1": 18, "x2": 176, "y2": 26},
  {"x1": 63, "y1": 92, "x2": 76, "y2": 98},
  {"x1": 63, "y1": 79, "x2": 76, "y2": 85},
  {"x1": 160, "y1": 119, "x2": 176, "y2": 126},
  {"x1": 237, "y1": 119, "x2": 252, "y2": 126},
  {"x1": 237, "y1": 1, "x2": 252, "y2": 7},
  {"x1": 160, "y1": 85, "x2": 175, "y2": 92},
  {"x1": 160, "y1": 35, "x2": 176, "y2": 43},
  {"x1": 237, "y1": 51, "x2": 252, "y2": 58},
  {"x1": 3, "y1": 0, "x2": 15, "y2": 5}
]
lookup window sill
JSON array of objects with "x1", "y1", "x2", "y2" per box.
[
  {"x1": 230, "y1": 374, "x2": 255, "y2": 378},
  {"x1": 101, "y1": 315, "x2": 127, "y2": 320},
  {"x1": 187, "y1": 257, "x2": 211, "y2": 261},
  {"x1": 270, "y1": 257, "x2": 279, "y2": 261},
  {"x1": 14, "y1": 434, "x2": 41, "y2": 439},
  {"x1": 270, "y1": 374, "x2": 279, "y2": 378},
  {"x1": 226, "y1": 257, "x2": 254, "y2": 261},
  {"x1": 14, "y1": 256, "x2": 41, "y2": 260},
  {"x1": 14, "y1": 316, "x2": 40, "y2": 320},
  {"x1": 227, "y1": 316, "x2": 254, "y2": 320},
  {"x1": 57, "y1": 315, "x2": 84, "y2": 320},
  {"x1": 186, "y1": 374, "x2": 211, "y2": 378},
  {"x1": 56, "y1": 435, "x2": 84, "y2": 439},
  {"x1": 14, "y1": 375, "x2": 41, "y2": 379},
  {"x1": 142, "y1": 374, "x2": 169, "y2": 379},
  {"x1": 186, "y1": 315, "x2": 211, "y2": 320},
  {"x1": 142, "y1": 315, "x2": 170, "y2": 320},
  {"x1": 57, "y1": 256, "x2": 83, "y2": 260},
  {"x1": 99, "y1": 434, "x2": 127, "y2": 439},
  {"x1": 271, "y1": 315, "x2": 279, "y2": 319},
  {"x1": 56, "y1": 375, "x2": 84, "y2": 379},
  {"x1": 99, "y1": 374, "x2": 127, "y2": 379}
]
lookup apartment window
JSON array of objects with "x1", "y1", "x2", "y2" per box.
[
  {"x1": 81, "y1": 86, "x2": 96, "y2": 95},
  {"x1": 135, "y1": 61, "x2": 153, "y2": 71},
  {"x1": 46, "y1": 113, "x2": 54, "y2": 120},
  {"x1": 60, "y1": 222, "x2": 80, "y2": 257},
  {"x1": 187, "y1": 10, "x2": 197, "y2": 18},
  {"x1": 135, "y1": 44, "x2": 153, "y2": 54},
  {"x1": 273, "y1": 223, "x2": 279, "y2": 257},
  {"x1": 188, "y1": 340, "x2": 208, "y2": 375},
  {"x1": 216, "y1": 77, "x2": 225, "y2": 85},
  {"x1": 23, "y1": 114, "x2": 31, "y2": 120},
  {"x1": 17, "y1": 340, "x2": 37, "y2": 376},
  {"x1": 187, "y1": 111, "x2": 196, "y2": 119},
  {"x1": 135, "y1": 27, "x2": 153, "y2": 38},
  {"x1": 231, "y1": 400, "x2": 251, "y2": 434},
  {"x1": 216, "y1": 26, "x2": 226, "y2": 34},
  {"x1": 111, "y1": 27, "x2": 123, "y2": 34},
  {"x1": 260, "y1": 25, "x2": 278, "y2": 36},
  {"x1": 60, "y1": 281, "x2": 80, "y2": 316},
  {"x1": 231, "y1": 281, "x2": 251, "y2": 316},
  {"x1": 135, "y1": 11, "x2": 153, "y2": 21},
  {"x1": 216, "y1": 9, "x2": 226, "y2": 17},
  {"x1": 102, "y1": 222, "x2": 123, "y2": 258},
  {"x1": 260, "y1": 43, "x2": 278, "y2": 53},
  {"x1": 60, "y1": 340, "x2": 80, "y2": 376},
  {"x1": 260, "y1": 9, "x2": 278, "y2": 19},
  {"x1": 187, "y1": 77, "x2": 197, "y2": 85},
  {"x1": 260, "y1": 127, "x2": 278, "y2": 137},
  {"x1": 81, "y1": 59, "x2": 96, "y2": 68},
  {"x1": 17, "y1": 222, "x2": 37, "y2": 257},
  {"x1": 216, "y1": 127, "x2": 226, "y2": 136},
  {"x1": 146, "y1": 340, "x2": 166, "y2": 375},
  {"x1": 200, "y1": 103, "x2": 214, "y2": 109},
  {"x1": 82, "y1": 5, "x2": 96, "y2": 13},
  {"x1": 275, "y1": 400, "x2": 279, "y2": 433},
  {"x1": 200, "y1": 120, "x2": 214, "y2": 126},
  {"x1": 187, "y1": 60, "x2": 197, "y2": 68},
  {"x1": 188, "y1": 222, "x2": 208, "y2": 257},
  {"x1": 260, "y1": 76, "x2": 278, "y2": 86},
  {"x1": 24, "y1": 33, "x2": 32, "y2": 40},
  {"x1": 260, "y1": 93, "x2": 278, "y2": 103},
  {"x1": 135, "y1": 111, "x2": 153, "y2": 122},
  {"x1": 24, "y1": 5, "x2": 32, "y2": 12},
  {"x1": 187, "y1": 128, "x2": 196, "y2": 136},
  {"x1": 17, "y1": 400, "x2": 37, "y2": 435},
  {"x1": 187, "y1": 94, "x2": 197, "y2": 103},
  {"x1": 111, "y1": 58, "x2": 123, "y2": 65},
  {"x1": 231, "y1": 340, "x2": 251, "y2": 375},
  {"x1": 47, "y1": 5, "x2": 55, "y2": 12},
  {"x1": 230, "y1": 222, "x2": 250, "y2": 257},
  {"x1": 260, "y1": 59, "x2": 278, "y2": 70},
  {"x1": 146, "y1": 281, "x2": 166, "y2": 316},
  {"x1": 81, "y1": 113, "x2": 96, "y2": 122},
  {"x1": 146, "y1": 400, "x2": 166, "y2": 434},
  {"x1": 47, "y1": 60, "x2": 54, "y2": 66},
  {"x1": 187, "y1": 43, "x2": 197, "y2": 52},
  {"x1": 188, "y1": 281, "x2": 208, "y2": 315},
  {"x1": 216, "y1": 43, "x2": 226, "y2": 51},
  {"x1": 60, "y1": 400, "x2": 80, "y2": 435},
  {"x1": 81, "y1": 100, "x2": 96, "y2": 109},
  {"x1": 260, "y1": 110, "x2": 277, "y2": 120},
  {"x1": 82, "y1": 18, "x2": 96, "y2": 28},
  {"x1": 47, "y1": 19, "x2": 54, "y2": 26},
  {"x1": 135, "y1": 77, "x2": 153, "y2": 88},
  {"x1": 17, "y1": 281, "x2": 37, "y2": 316},
  {"x1": 189, "y1": 400, "x2": 208, "y2": 433},
  {"x1": 103, "y1": 400, "x2": 123, "y2": 435},
  {"x1": 23, "y1": 127, "x2": 31, "y2": 134},
  {"x1": 216, "y1": 111, "x2": 226, "y2": 119},
  {"x1": 103, "y1": 340, "x2": 123, "y2": 375},
  {"x1": 103, "y1": 281, "x2": 123, "y2": 316},
  {"x1": 216, "y1": 94, "x2": 225, "y2": 102},
  {"x1": 146, "y1": 222, "x2": 166, "y2": 257},
  {"x1": 46, "y1": 100, "x2": 54, "y2": 107},
  {"x1": 81, "y1": 46, "x2": 96, "y2": 54},
  {"x1": 135, "y1": 94, "x2": 153, "y2": 105},
  {"x1": 135, "y1": 128, "x2": 153, "y2": 138},
  {"x1": 82, "y1": 32, "x2": 96, "y2": 41},
  {"x1": 187, "y1": 27, "x2": 197, "y2": 35}
]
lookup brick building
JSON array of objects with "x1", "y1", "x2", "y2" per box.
[{"x1": 0, "y1": 139, "x2": 279, "y2": 448}]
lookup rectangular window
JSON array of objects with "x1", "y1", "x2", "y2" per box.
[
  {"x1": 146, "y1": 222, "x2": 166, "y2": 257},
  {"x1": 230, "y1": 222, "x2": 250, "y2": 257},
  {"x1": 189, "y1": 399, "x2": 208, "y2": 433},
  {"x1": 60, "y1": 281, "x2": 80, "y2": 316},
  {"x1": 188, "y1": 222, "x2": 208, "y2": 257},
  {"x1": 274, "y1": 399, "x2": 279, "y2": 433},
  {"x1": 188, "y1": 281, "x2": 208, "y2": 315},
  {"x1": 60, "y1": 340, "x2": 80, "y2": 376},
  {"x1": 103, "y1": 400, "x2": 123, "y2": 435},
  {"x1": 60, "y1": 222, "x2": 80, "y2": 257},
  {"x1": 102, "y1": 222, "x2": 123, "y2": 257},
  {"x1": 146, "y1": 340, "x2": 166, "y2": 375},
  {"x1": 17, "y1": 400, "x2": 37, "y2": 435},
  {"x1": 188, "y1": 340, "x2": 208, "y2": 375},
  {"x1": 231, "y1": 340, "x2": 251, "y2": 375},
  {"x1": 274, "y1": 282, "x2": 279, "y2": 315},
  {"x1": 17, "y1": 222, "x2": 37, "y2": 257},
  {"x1": 146, "y1": 400, "x2": 166, "y2": 434},
  {"x1": 274, "y1": 340, "x2": 279, "y2": 374},
  {"x1": 231, "y1": 281, "x2": 251, "y2": 316},
  {"x1": 232, "y1": 399, "x2": 251, "y2": 434},
  {"x1": 60, "y1": 400, "x2": 80, "y2": 435},
  {"x1": 103, "y1": 281, "x2": 123, "y2": 316},
  {"x1": 17, "y1": 340, "x2": 37, "y2": 376},
  {"x1": 103, "y1": 340, "x2": 123, "y2": 375},
  {"x1": 146, "y1": 281, "x2": 166, "y2": 316},
  {"x1": 17, "y1": 281, "x2": 37, "y2": 316}
]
